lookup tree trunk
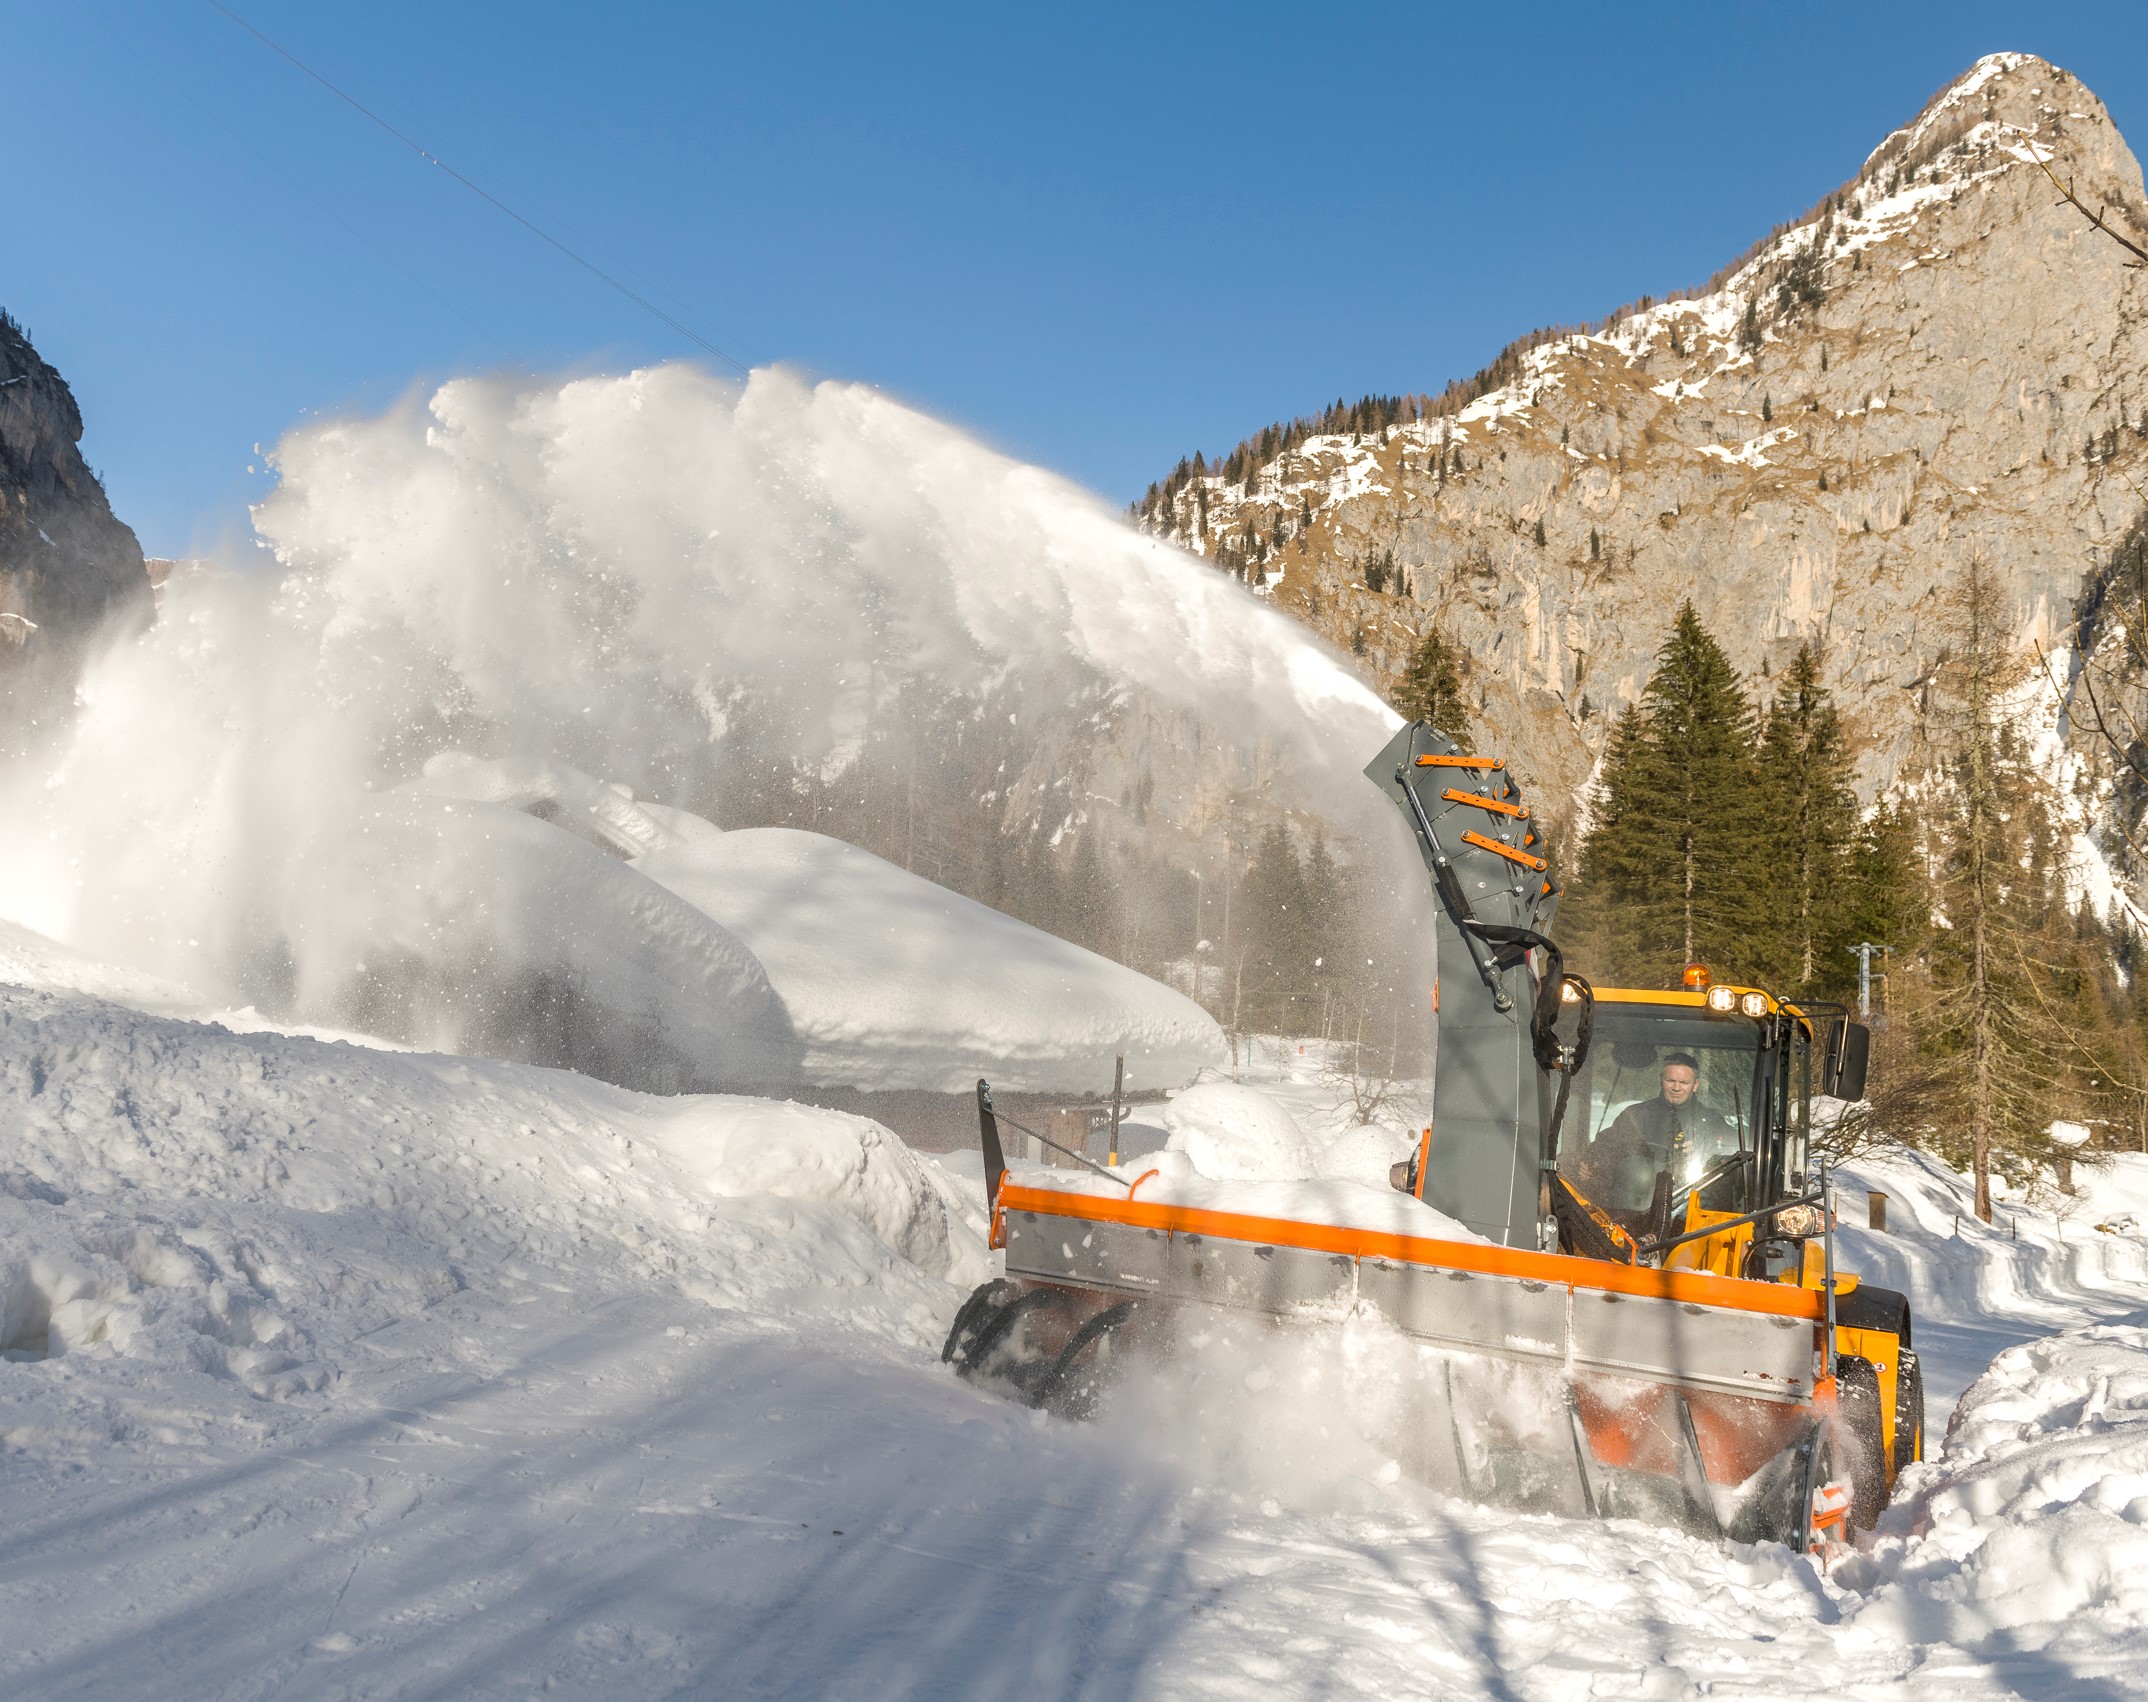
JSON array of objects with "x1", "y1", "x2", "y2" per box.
[{"x1": 1683, "y1": 830, "x2": 1696, "y2": 967}]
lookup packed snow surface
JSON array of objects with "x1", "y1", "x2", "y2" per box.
[
  {"x1": 636, "y1": 827, "x2": 1223, "y2": 1095},
  {"x1": 7, "y1": 948, "x2": 2148, "y2": 1697}
]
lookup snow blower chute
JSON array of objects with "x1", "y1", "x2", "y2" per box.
[{"x1": 944, "y1": 722, "x2": 1920, "y2": 1551}]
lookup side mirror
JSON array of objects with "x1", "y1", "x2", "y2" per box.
[{"x1": 1824, "y1": 1021, "x2": 1871, "y2": 1101}]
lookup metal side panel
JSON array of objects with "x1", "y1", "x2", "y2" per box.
[
  {"x1": 1166, "y1": 1234, "x2": 1357, "y2": 1313},
  {"x1": 1004, "y1": 1213, "x2": 1354, "y2": 1313},
  {"x1": 1568, "y1": 1288, "x2": 1815, "y2": 1403},
  {"x1": 1004, "y1": 1211, "x2": 1172, "y2": 1293},
  {"x1": 1356, "y1": 1258, "x2": 1568, "y2": 1367}
]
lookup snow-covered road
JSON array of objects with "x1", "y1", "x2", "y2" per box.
[{"x1": 4, "y1": 968, "x2": 2148, "y2": 1699}]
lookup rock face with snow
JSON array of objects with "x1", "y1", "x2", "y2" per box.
[
  {"x1": 1150, "y1": 53, "x2": 2148, "y2": 829},
  {"x1": 636, "y1": 825, "x2": 1225, "y2": 1095},
  {"x1": 0, "y1": 313, "x2": 151, "y2": 745}
]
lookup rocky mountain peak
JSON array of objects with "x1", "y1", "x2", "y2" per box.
[
  {"x1": 0, "y1": 312, "x2": 152, "y2": 750},
  {"x1": 1143, "y1": 51, "x2": 2146, "y2": 845}
]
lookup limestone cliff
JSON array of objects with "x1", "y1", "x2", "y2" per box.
[
  {"x1": 1146, "y1": 53, "x2": 2148, "y2": 844},
  {"x1": 0, "y1": 312, "x2": 151, "y2": 747}
]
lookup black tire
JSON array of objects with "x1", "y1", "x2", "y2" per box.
[
  {"x1": 947, "y1": 1287, "x2": 1074, "y2": 1389},
  {"x1": 1034, "y1": 1300, "x2": 1139, "y2": 1419},
  {"x1": 1894, "y1": 1349, "x2": 1924, "y2": 1476},
  {"x1": 1836, "y1": 1356, "x2": 1887, "y2": 1531},
  {"x1": 942, "y1": 1279, "x2": 1020, "y2": 1366}
]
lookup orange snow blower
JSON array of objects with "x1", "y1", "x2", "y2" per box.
[{"x1": 944, "y1": 722, "x2": 1919, "y2": 1551}]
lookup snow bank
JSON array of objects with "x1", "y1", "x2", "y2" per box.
[
  {"x1": 1847, "y1": 1322, "x2": 2148, "y2": 1673},
  {"x1": 1160, "y1": 1080, "x2": 1320, "y2": 1179},
  {"x1": 295, "y1": 793, "x2": 802, "y2": 1092},
  {"x1": 0, "y1": 979, "x2": 985, "y2": 1396},
  {"x1": 0, "y1": 916, "x2": 202, "y2": 1010},
  {"x1": 412, "y1": 750, "x2": 690, "y2": 859},
  {"x1": 644, "y1": 1095, "x2": 985, "y2": 1281},
  {"x1": 1316, "y1": 1121, "x2": 1420, "y2": 1185},
  {"x1": 636, "y1": 827, "x2": 1222, "y2": 1095}
]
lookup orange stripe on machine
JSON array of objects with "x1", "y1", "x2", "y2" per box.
[{"x1": 994, "y1": 1182, "x2": 1824, "y2": 1322}]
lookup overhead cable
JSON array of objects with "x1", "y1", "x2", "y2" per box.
[{"x1": 202, "y1": 0, "x2": 752, "y2": 377}]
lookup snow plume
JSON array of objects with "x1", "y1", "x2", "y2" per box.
[{"x1": 0, "y1": 364, "x2": 1400, "y2": 1063}]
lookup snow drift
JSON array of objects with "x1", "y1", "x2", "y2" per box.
[
  {"x1": 635, "y1": 826, "x2": 1222, "y2": 1094},
  {"x1": 296, "y1": 793, "x2": 802, "y2": 1090},
  {"x1": 1159, "y1": 1079, "x2": 1320, "y2": 1179}
]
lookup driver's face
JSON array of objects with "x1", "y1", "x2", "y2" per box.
[{"x1": 1661, "y1": 1063, "x2": 1698, "y2": 1105}]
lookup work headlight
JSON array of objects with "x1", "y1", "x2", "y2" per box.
[
  {"x1": 1705, "y1": 985, "x2": 1736, "y2": 1014},
  {"x1": 1773, "y1": 1204, "x2": 1825, "y2": 1238},
  {"x1": 1739, "y1": 990, "x2": 1771, "y2": 1018}
]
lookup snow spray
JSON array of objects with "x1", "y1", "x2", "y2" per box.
[{"x1": 0, "y1": 363, "x2": 1420, "y2": 1054}]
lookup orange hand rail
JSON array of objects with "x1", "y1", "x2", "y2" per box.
[
  {"x1": 1461, "y1": 829, "x2": 1548, "y2": 871},
  {"x1": 1441, "y1": 786, "x2": 1530, "y2": 819}
]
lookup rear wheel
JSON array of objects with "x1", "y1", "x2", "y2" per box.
[{"x1": 1836, "y1": 1356, "x2": 1887, "y2": 1530}]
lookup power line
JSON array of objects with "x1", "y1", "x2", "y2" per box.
[
  {"x1": 88, "y1": 6, "x2": 508, "y2": 357},
  {"x1": 201, "y1": 0, "x2": 752, "y2": 378}
]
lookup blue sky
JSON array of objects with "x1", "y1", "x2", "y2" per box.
[{"x1": 9, "y1": 2, "x2": 2148, "y2": 556}]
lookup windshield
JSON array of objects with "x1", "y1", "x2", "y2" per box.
[{"x1": 1558, "y1": 1003, "x2": 1762, "y2": 1221}]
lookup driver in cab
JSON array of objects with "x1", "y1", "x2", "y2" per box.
[{"x1": 1578, "y1": 1053, "x2": 1739, "y2": 1207}]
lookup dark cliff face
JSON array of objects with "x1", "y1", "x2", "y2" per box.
[{"x1": 0, "y1": 312, "x2": 152, "y2": 748}]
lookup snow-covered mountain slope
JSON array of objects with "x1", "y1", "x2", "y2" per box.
[
  {"x1": 1152, "y1": 52, "x2": 2148, "y2": 835},
  {"x1": 636, "y1": 825, "x2": 1223, "y2": 1095},
  {"x1": 5, "y1": 929, "x2": 2148, "y2": 1697}
]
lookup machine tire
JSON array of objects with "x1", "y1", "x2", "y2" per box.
[
  {"x1": 942, "y1": 1279, "x2": 1019, "y2": 1366},
  {"x1": 945, "y1": 1286, "x2": 1076, "y2": 1392},
  {"x1": 1836, "y1": 1356, "x2": 1887, "y2": 1530},
  {"x1": 1034, "y1": 1300, "x2": 1139, "y2": 1419},
  {"x1": 1894, "y1": 1349, "x2": 1925, "y2": 1475}
]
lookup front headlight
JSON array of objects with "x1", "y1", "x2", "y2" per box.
[
  {"x1": 1739, "y1": 990, "x2": 1770, "y2": 1018},
  {"x1": 1773, "y1": 1203, "x2": 1825, "y2": 1238},
  {"x1": 1705, "y1": 985, "x2": 1737, "y2": 1013}
]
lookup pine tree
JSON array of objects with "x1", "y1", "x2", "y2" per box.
[
  {"x1": 1739, "y1": 300, "x2": 1762, "y2": 353},
  {"x1": 1753, "y1": 645, "x2": 1862, "y2": 994},
  {"x1": 1240, "y1": 824, "x2": 1317, "y2": 1027},
  {"x1": 1589, "y1": 527, "x2": 1601, "y2": 561},
  {"x1": 1533, "y1": 517, "x2": 1547, "y2": 546},
  {"x1": 1912, "y1": 553, "x2": 2065, "y2": 1220},
  {"x1": 1762, "y1": 394, "x2": 1774, "y2": 423},
  {"x1": 1393, "y1": 626, "x2": 1470, "y2": 735},
  {"x1": 1565, "y1": 604, "x2": 1764, "y2": 983},
  {"x1": 1300, "y1": 829, "x2": 1351, "y2": 989}
]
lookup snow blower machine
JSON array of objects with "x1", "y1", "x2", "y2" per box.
[{"x1": 944, "y1": 721, "x2": 1920, "y2": 1552}]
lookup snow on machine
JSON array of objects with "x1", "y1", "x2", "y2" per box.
[{"x1": 943, "y1": 721, "x2": 1919, "y2": 1552}]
